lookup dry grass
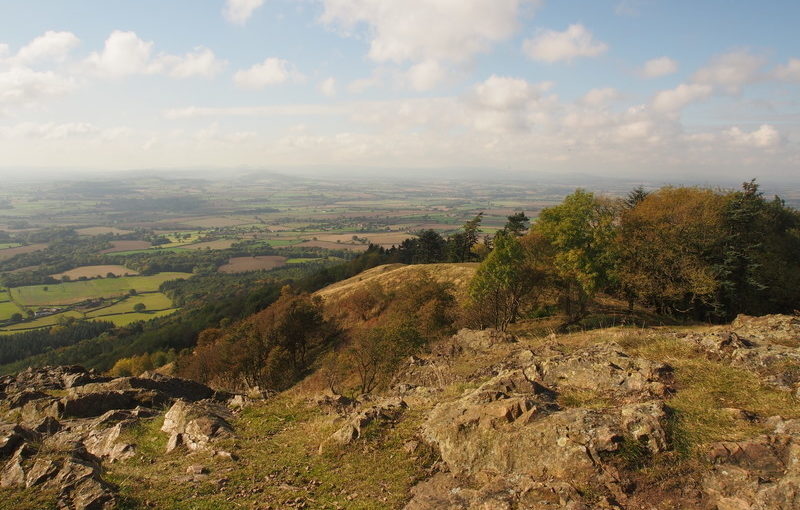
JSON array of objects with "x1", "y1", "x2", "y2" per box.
[
  {"x1": 315, "y1": 263, "x2": 478, "y2": 304},
  {"x1": 109, "y1": 395, "x2": 436, "y2": 509},
  {"x1": 618, "y1": 333, "x2": 800, "y2": 450}
]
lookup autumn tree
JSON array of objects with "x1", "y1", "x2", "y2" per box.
[{"x1": 617, "y1": 187, "x2": 728, "y2": 318}]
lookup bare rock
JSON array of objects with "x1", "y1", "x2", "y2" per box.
[
  {"x1": 7, "y1": 390, "x2": 50, "y2": 409},
  {"x1": 702, "y1": 416, "x2": 800, "y2": 509},
  {"x1": 0, "y1": 456, "x2": 25, "y2": 488},
  {"x1": 21, "y1": 397, "x2": 62, "y2": 425},
  {"x1": 83, "y1": 422, "x2": 136, "y2": 463},
  {"x1": 161, "y1": 399, "x2": 234, "y2": 451},
  {"x1": 450, "y1": 328, "x2": 516, "y2": 353},
  {"x1": 0, "y1": 423, "x2": 37, "y2": 458},
  {"x1": 732, "y1": 314, "x2": 800, "y2": 346},
  {"x1": 186, "y1": 464, "x2": 208, "y2": 475},
  {"x1": 320, "y1": 398, "x2": 407, "y2": 452},
  {"x1": 26, "y1": 457, "x2": 60, "y2": 488},
  {"x1": 33, "y1": 416, "x2": 63, "y2": 435},
  {"x1": 530, "y1": 342, "x2": 673, "y2": 401}
]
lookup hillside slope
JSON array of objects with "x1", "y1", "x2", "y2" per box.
[
  {"x1": 2, "y1": 313, "x2": 800, "y2": 509},
  {"x1": 314, "y1": 263, "x2": 478, "y2": 303}
]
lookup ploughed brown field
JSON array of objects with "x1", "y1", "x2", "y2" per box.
[
  {"x1": 0, "y1": 243, "x2": 48, "y2": 260},
  {"x1": 218, "y1": 256, "x2": 287, "y2": 273},
  {"x1": 100, "y1": 240, "x2": 152, "y2": 253}
]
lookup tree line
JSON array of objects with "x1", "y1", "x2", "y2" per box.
[{"x1": 469, "y1": 181, "x2": 800, "y2": 329}]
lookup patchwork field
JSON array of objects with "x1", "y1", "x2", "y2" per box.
[
  {"x1": 50, "y1": 265, "x2": 138, "y2": 280},
  {"x1": 218, "y1": 256, "x2": 287, "y2": 274},
  {"x1": 9, "y1": 272, "x2": 191, "y2": 306}
]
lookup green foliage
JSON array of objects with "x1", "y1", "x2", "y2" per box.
[
  {"x1": 469, "y1": 232, "x2": 538, "y2": 330},
  {"x1": 534, "y1": 190, "x2": 618, "y2": 319},
  {"x1": 503, "y1": 211, "x2": 529, "y2": 237}
]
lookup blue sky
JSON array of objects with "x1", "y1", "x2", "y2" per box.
[{"x1": 0, "y1": 0, "x2": 798, "y2": 180}]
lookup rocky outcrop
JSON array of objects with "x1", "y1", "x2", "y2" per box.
[
  {"x1": 678, "y1": 314, "x2": 800, "y2": 394},
  {"x1": 161, "y1": 399, "x2": 234, "y2": 452},
  {"x1": 320, "y1": 397, "x2": 407, "y2": 452},
  {"x1": 406, "y1": 332, "x2": 675, "y2": 509},
  {"x1": 702, "y1": 417, "x2": 800, "y2": 510},
  {"x1": 0, "y1": 366, "x2": 223, "y2": 509}
]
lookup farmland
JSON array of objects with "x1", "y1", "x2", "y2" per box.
[
  {"x1": 218, "y1": 256, "x2": 287, "y2": 273},
  {"x1": 50, "y1": 265, "x2": 138, "y2": 280},
  {"x1": 3, "y1": 171, "x2": 780, "y2": 338},
  {"x1": 9, "y1": 273, "x2": 189, "y2": 307}
]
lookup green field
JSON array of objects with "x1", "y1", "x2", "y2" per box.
[
  {"x1": 0, "y1": 311, "x2": 84, "y2": 333},
  {"x1": 0, "y1": 243, "x2": 21, "y2": 249},
  {"x1": 86, "y1": 293, "x2": 173, "y2": 318},
  {"x1": 9, "y1": 273, "x2": 191, "y2": 306},
  {"x1": 94, "y1": 308, "x2": 178, "y2": 326},
  {"x1": 0, "y1": 298, "x2": 22, "y2": 319}
]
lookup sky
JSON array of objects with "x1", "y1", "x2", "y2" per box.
[{"x1": 0, "y1": 0, "x2": 799, "y2": 181}]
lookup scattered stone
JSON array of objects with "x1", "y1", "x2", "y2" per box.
[{"x1": 186, "y1": 465, "x2": 209, "y2": 475}]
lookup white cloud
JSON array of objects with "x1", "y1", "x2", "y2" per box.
[
  {"x1": 472, "y1": 75, "x2": 539, "y2": 110},
  {"x1": 85, "y1": 31, "x2": 154, "y2": 77},
  {"x1": 406, "y1": 60, "x2": 447, "y2": 91},
  {"x1": 164, "y1": 104, "x2": 347, "y2": 119},
  {"x1": 724, "y1": 124, "x2": 782, "y2": 148},
  {"x1": 319, "y1": 77, "x2": 337, "y2": 97},
  {"x1": 692, "y1": 50, "x2": 764, "y2": 93},
  {"x1": 581, "y1": 87, "x2": 619, "y2": 106},
  {"x1": 320, "y1": 0, "x2": 538, "y2": 64},
  {"x1": 651, "y1": 83, "x2": 712, "y2": 113},
  {"x1": 85, "y1": 31, "x2": 225, "y2": 78},
  {"x1": 0, "y1": 121, "x2": 97, "y2": 140},
  {"x1": 774, "y1": 58, "x2": 800, "y2": 81},
  {"x1": 348, "y1": 75, "x2": 381, "y2": 94},
  {"x1": 159, "y1": 48, "x2": 227, "y2": 78},
  {"x1": 522, "y1": 24, "x2": 608, "y2": 63},
  {"x1": 223, "y1": 0, "x2": 265, "y2": 25},
  {"x1": 640, "y1": 56, "x2": 677, "y2": 78},
  {"x1": 0, "y1": 67, "x2": 75, "y2": 106},
  {"x1": 233, "y1": 58, "x2": 304, "y2": 89},
  {"x1": 9, "y1": 31, "x2": 80, "y2": 65}
]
